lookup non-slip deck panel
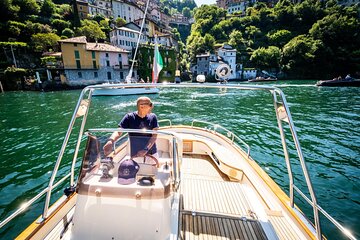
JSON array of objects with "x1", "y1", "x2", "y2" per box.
[{"x1": 180, "y1": 212, "x2": 268, "y2": 240}]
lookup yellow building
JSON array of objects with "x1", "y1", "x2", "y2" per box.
[{"x1": 59, "y1": 36, "x2": 130, "y2": 85}]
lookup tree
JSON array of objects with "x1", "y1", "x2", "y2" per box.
[
  {"x1": 250, "y1": 46, "x2": 281, "y2": 71},
  {"x1": 51, "y1": 19, "x2": 71, "y2": 34},
  {"x1": 186, "y1": 31, "x2": 205, "y2": 62},
  {"x1": 203, "y1": 34, "x2": 215, "y2": 53},
  {"x1": 182, "y1": 7, "x2": 191, "y2": 19},
  {"x1": 78, "y1": 19, "x2": 106, "y2": 41},
  {"x1": 61, "y1": 28, "x2": 74, "y2": 38},
  {"x1": 31, "y1": 33, "x2": 61, "y2": 52},
  {"x1": 267, "y1": 30, "x2": 292, "y2": 47},
  {"x1": 0, "y1": 0, "x2": 20, "y2": 22},
  {"x1": 40, "y1": 0, "x2": 56, "y2": 18},
  {"x1": 281, "y1": 35, "x2": 324, "y2": 78},
  {"x1": 12, "y1": 0, "x2": 40, "y2": 19},
  {"x1": 115, "y1": 17, "x2": 126, "y2": 27},
  {"x1": 309, "y1": 13, "x2": 360, "y2": 75}
]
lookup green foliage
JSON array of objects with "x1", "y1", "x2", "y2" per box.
[
  {"x1": 182, "y1": 7, "x2": 192, "y2": 18},
  {"x1": 40, "y1": 0, "x2": 56, "y2": 18},
  {"x1": 61, "y1": 28, "x2": 74, "y2": 38},
  {"x1": 267, "y1": 30, "x2": 292, "y2": 47},
  {"x1": 31, "y1": 33, "x2": 61, "y2": 52},
  {"x1": 281, "y1": 35, "x2": 324, "y2": 78},
  {"x1": 40, "y1": 56, "x2": 56, "y2": 66},
  {"x1": 250, "y1": 46, "x2": 281, "y2": 70},
  {"x1": 7, "y1": 21, "x2": 26, "y2": 37},
  {"x1": 4, "y1": 66, "x2": 27, "y2": 89},
  {"x1": 51, "y1": 19, "x2": 71, "y2": 34},
  {"x1": 0, "y1": 42, "x2": 27, "y2": 48},
  {"x1": 203, "y1": 34, "x2": 215, "y2": 53},
  {"x1": 78, "y1": 19, "x2": 106, "y2": 41},
  {"x1": 12, "y1": 0, "x2": 40, "y2": 19},
  {"x1": 115, "y1": 17, "x2": 126, "y2": 27},
  {"x1": 186, "y1": 1, "x2": 360, "y2": 78}
]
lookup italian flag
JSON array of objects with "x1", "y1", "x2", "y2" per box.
[{"x1": 152, "y1": 36, "x2": 163, "y2": 83}]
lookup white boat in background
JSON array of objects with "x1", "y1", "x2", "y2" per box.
[
  {"x1": 92, "y1": 84, "x2": 159, "y2": 96},
  {"x1": 0, "y1": 83, "x2": 356, "y2": 240}
]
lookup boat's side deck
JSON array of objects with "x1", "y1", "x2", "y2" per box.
[
  {"x1": 179, "y1": 153, "x2": 311, "y2": 240},
  {"x1": 179, "y1": 154, "x2": 268, "y2": 240}
]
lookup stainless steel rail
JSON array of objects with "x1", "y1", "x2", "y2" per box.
[
  {"x1": 190, "y1": 119, "x2": 251, "y2": 157},
  {"x1": 0, "y1": 83, "x2": 355, "y2": 240}
]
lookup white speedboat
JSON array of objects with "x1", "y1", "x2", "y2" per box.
[
  {"x1": 0, "y1": 83, "x2": 355, "y2": 240},
  {"x1": 92, "y1": 83, "x2": 160, "y2": 96}
]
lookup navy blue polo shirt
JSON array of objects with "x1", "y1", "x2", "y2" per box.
[{"x1": 119, "y1": 112, "x2": 159, "y2": 157}]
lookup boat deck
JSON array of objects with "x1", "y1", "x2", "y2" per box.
[{"x1": 179, "y1": 154, "x2": 268, "y2": 240}]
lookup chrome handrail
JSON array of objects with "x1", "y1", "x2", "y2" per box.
[
  {"x1": 0, "y1": 172, "x2": 71, "y2": 229},
  {"x1": 191, "y1": 119, "x2": 251, "y2": 157},
  {"x1": 0, "y1": 83, "x2": 355, "y2": 240},
  {"x1": 158, "y1": 119, "x2": 172, "y2": 127}
]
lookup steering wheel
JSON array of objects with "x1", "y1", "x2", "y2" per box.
[{"x1": 132, "y1": 154, "x2": 159, "y2": 168}]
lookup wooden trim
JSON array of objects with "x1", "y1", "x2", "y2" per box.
[{"x1": 16, "y1": 193, "x2": 77, "y2": 240}]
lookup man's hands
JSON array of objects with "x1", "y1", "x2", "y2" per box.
[
  {"x1": 103, "y1": 140, "x2": 114, "y2": 156},
  {"x1": 133, "y1": 149, "x2": 148, "y2": 158}
]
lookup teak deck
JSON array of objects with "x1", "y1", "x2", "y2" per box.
[{"x1": 179, "y1": 154, "x2": 268, "y2": 240}]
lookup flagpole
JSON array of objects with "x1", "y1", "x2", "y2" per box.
[{"x1": 125, "y1": 0, "x2": 150, "y2": 83}]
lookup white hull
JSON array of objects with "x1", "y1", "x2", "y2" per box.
[{"x1": 92, "y1": 87, "x2": 159, "y2": 96}]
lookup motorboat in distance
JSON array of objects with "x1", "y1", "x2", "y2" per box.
[
  {"x1": 248, "y1": 76, "x2": 277, "y2": 82},
  {"x1": 316, "y1": 77, "x2": 360, "y2": 87}
]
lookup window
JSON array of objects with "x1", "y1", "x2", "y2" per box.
[
  {"x1": 74, "y1": 43, "x2": 77, "y2": 47},
  {"x1": 93, "y1": 60, "x2": 97, "y2": 68},
  {"x1": 76, "y1": 60, "x2": 81, "y2": 69},
  {"x1": 107, "y1": 72, "x2": 112, "y2": 80},
  {"x1": 78, "y1": 72, "x2": 82, "y2": 78},
  {"x1": 92, "y1": 51, "x2": 95, "y2": 59},
  {"x1": 120, "y1": 72, "x2": 124, "y2": 79},
  {"x1": 106, "y1": 60, "x2": 110, "y2": 67},
  {"x1": 105, "y1": 53, "x2": 109, "y2": 57},
  {"x1": 94, "y1": 72, "x2": 98, "y2": 78},
  {"x1": 119, "y1": 62, "x2": 122, "y2": 69},
  {"x1": 74, "y1": 50, "x2": 80, "y2": 59}
]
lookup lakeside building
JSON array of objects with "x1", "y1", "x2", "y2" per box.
[
  {"x1": 76, "y1": 0, "x2": 90, "y2": 19},
  {"x1": 112, "y1": 0, "x2": 144, "y2": 23},
  {"x1": 88, "y1": 0, "x2": 113, "y2": 18},
  {"x1": 227, "y1": 1, "x2": 247, "y2": 15},
  {"x1": 191, "y1": 45, "x2": 238, "y2": 80},
  {"x1": 59, "y1": 36, "x2": 131, "y2": 85},
  {"x1": 110, "y1": 24, "x2": 149, "y2": 52}
]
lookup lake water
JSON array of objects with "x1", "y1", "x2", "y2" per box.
[{"x1": 0, "y1": 80, "x2": 359, "y2": 239}]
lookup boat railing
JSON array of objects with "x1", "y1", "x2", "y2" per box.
[
  {"x1": 191, "y1": 119, "x2": 251, "y2": 157},
  {"x1": 271, "y1": 89, "x2": 356, "y2": 240},
  {"x1": 158, "y1": 119, "x2": 172, "y2": 127}
]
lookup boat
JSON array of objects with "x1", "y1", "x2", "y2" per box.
[
  {"x1": 316, "y1": 77, "x2": 360, "y2": 87},
  {"x1": 248, "y1": 77, "x2": 277, "y2": 82},
  {"x1": 92, "y1": 83, "x2": 159, "y2": 96},
  {"x1": 0, "y1": 83, "x2": 355, "y2": 240}
]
